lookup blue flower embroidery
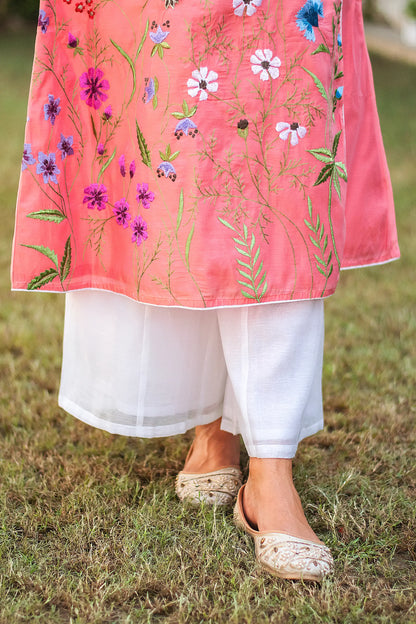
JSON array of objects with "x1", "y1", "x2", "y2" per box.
[
  {"x1": 57, "y1": 134, "x2": 74, "y2": 160},
  {"x1": 156, "y1": 161, "x2": 177, "y2": 181},
  {"x1": 335, "y1": 86, "x2": 344, "y2": 100},
  {"x1": 36, "y1": 152, "x2": 60, "y2": 184},
  {"x1": 149, "y1": 25, "x2": 170, "y2": 59},
  {"x1": 143, "y1": 78, "x2": 156, "y2": 103},
  {"x1": 44, "y1": 94, "x2": 61, "y2": 126},
  {"x1": 174, "y1": 118, "x2": 198, "y2": 139},
  {"x1": 38, "y1": 9, "x2": 49, "y2": 34},
  {"x1": 22, "y1": 144, "x2": 36, "y2": 171},
  {"x1": 296, "y1": 0, "x2": 324, "y2": 42},
  {"x1": 149, "y1": 26, "x2": 169, "y2": 44}
]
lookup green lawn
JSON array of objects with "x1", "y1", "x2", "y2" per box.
[{"x1": 0, "y1": 30, "x2": 415, "y2": 624}]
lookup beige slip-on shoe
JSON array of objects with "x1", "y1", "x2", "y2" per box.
[
  {"x1": 233, "y1": 485, "x2": 334, "y2": 581},
  {"x1": 175, "y1": 466, "x2": 243, "y2": 506}
]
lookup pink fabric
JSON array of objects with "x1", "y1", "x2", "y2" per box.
[{"x1": 11, "y1": 0, "x2": 399, "y2": 308}]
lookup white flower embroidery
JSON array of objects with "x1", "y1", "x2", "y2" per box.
[
  {"x1": 276, "y1": 122, "x2": 307, "y2": 146},
  {"x1": 187, "y1": 67, "x2": 218, "y2": 101},
  {"x1": 233, "y1": 0, "x2": 263, "y2": 17},
  {"x1": 250, "y1": 49, "x2": 281, "y2": 81}
]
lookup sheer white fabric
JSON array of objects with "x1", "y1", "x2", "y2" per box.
[{"x1": 59, "y1": 291, "x2": 325, "y2": 458}]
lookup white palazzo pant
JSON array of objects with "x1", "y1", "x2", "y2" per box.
[{"x1": 58, "y1": 291, "x2": 325, "y2": 458}]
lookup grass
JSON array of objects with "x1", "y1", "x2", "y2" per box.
[{"x1": 0, "y1": 30, "x2": 415, "y2": 623}]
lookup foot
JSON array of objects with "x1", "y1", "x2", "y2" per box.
[
  {"x1": 182, "y1": 418, "x2": 241, "y2": 474},
  {"x1": 242, "y1": 458, "x2": 322, "y2": 544}
]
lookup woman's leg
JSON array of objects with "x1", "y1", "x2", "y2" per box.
[
  {"x1": 181, "y1": 417, "x2": 240, "y2": 473},
  {"x1": 217, "y1": 300, "x2": 325, "y2": 543}
]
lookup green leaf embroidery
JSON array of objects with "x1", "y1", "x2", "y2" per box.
[
  {"x1": 218, "y1": 218, "x2": 235, "y2": 231},
  {"x1": 60, "y1": 236, "x2": 72, "y2": 281},
  {"x1": 136, "y1": 121, "x2": 151, "y2": 167},
  {"x1": 312, "y1": 43, "x2": 330, "y2": 55},
  {"x1": 302, "y1": 67, "x2": 329, "y2": 102},
  {"x1": 185, "y1": 223, "x2": 195, "y2": 270},
  {"x1": 22, "y1": 244, "x2": 59, "y2": 269},
  {"x1": 304, "y1": 197, "x2": 333, "y2": 295},
  {"x1": 26, "y1": 210, "x2": 66, "y2": 223},
  {"x1": 176, "y1": 189, "x2": 184, "y2": 234},
  {"x1": 110, "y1": 39, "x2": 136, "y2": 107},
  {"x1": 135, "y1": 19, "x2": 149, "y2": 60},
  {"x1": 27, "y1": 268, "x2": 59, "y2": 290},
  {"x1": 97, "y1": 147, "x2": 116, "y2": 182}
]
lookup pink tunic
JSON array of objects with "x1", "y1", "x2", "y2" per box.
[{"x1": 11, "y1": 0, "x2": 399, "y2": 308}]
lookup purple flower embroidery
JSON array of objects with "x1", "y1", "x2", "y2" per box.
[
  {"x1": 119, "y1": 155, "x2": 126, "y2": 177},
  {"x1": 131, "y1": 215, "x2": 148, "y2": 246},
  {"x1": 79, "y1": 67, "x2": 110, "y2": 110},
  {"x1": 44, "y1": 94, "x2": 61, "y2": 126},
  {"x1": 22, "y1": 144, "x2": 36, "y2": 171},
  {"x1": 36, "y1": 152, "x2": 60, "y2": 184},
  {"x1": 38, "y1": 9, "x2": 49, "y2": 33},
  {"x1": 97, "y1": 143, "x2": 105, "y2": 155},
  {"x1": 113, "y1": 198, "x2": 131, "y2": 228},
  {"x1": 103, "y1": 105, "x2": 112, "y2": 120},
  {"x1": 156, "y1": 161, "x2": 177, "y2": 181},
  {"x1": 83, "y1": 183, "x2": 108, "y2": 210},
  {"x1": 68, "y1": 32, "x2": 78, "y2": 48},
  {"x1": 57, "y1": 134, "x2": 74, "y2": 160},
  {"x1": 143, "y1": 78, "x2": 155, "y2": 104},
  {"x1": 174, "y1": 118, "x2": 198, "y2": 139},
  {"x1": 136, "y1": 183, "x2": 155, "y2": 209},
  {"x1": 129, "y1": 160, "x2": 136, "y2": 179},
  {"x1": 149, "y1": 26, "x2": 169, "y2": 43}
]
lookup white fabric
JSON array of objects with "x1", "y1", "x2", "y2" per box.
[{"x1": 59, "y1": 291, "x2": 325, "y2": 458}]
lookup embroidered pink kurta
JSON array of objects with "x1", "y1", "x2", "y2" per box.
[{"x1": 11, "y1": 0, "x2": 399, "y2": 308}]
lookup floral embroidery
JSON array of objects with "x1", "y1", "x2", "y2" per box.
[
  {"x1": 143, "y1": 77, "x2": 156, "y2": 104},
  {"x1": 16, "y1": 0, "x2": 350, "y2": 305},
  {"x1": 233, "y1": 0, "x2": 263, "y2": 18},
  {"x1": 296, "y1": 0, "x2": 324, "y2": 42},
  {"x1": 36, "y1": 152, "x2": 60, "y2": 184},
  {"x1": 187, "y1": 67, "x2": 218, "y2": 101},
  {"x1": 275, "y1": 121, "x2": 307, "y2": 145},
  {"x1": 174, "y1": 118, "x2": 198, "y2": 139},
  {"x1": 57, "y1": 134, "x2": 74, "y2": 159},
  {"x1": 103, "y1": 105, "x2": 112, "y2": 120},
  {"x1": 44, "y1": 94, "x2": 61, "y2": 126},
  {"x1": 131, "y1": 215, "x2": 148, "y2": 245},
  {"x1": 38, "y1": 10, "x2": 49, "y2": 33},
  {"x1": 67, "y1": 33, "x2": 78, "y2": 48},
  {"x1": 119, "y1": 155, "x2": 126, "y2": 177},
  {"x1": 113, "y1": 199, "x2": 132, "y2": 228},
  {"x1": 335, "y1": 86, "x2": 344, "y2": 99},
  {"x1": 129, "y1": 160, "x2": 136, "y2": 179},
  {"x1": 163, "y1": 0, "x2": 179, "y2": 8},
  {"x1": 150, "y1": 25, "x2": 170, "y2": 58},
  {"x1": 237, "y1": 119, "x2": 249, "y2": 138},
  {"x1": 250, "y1": 49, "x2": 281, "y2": 81},
  {"x1": 156, "y1": 161, "x2": 177, "y2": 181},
  {"x1": 136, "y1": 183, "x2": 155, "y2": 209},
  {"x1": 83, "y1": 183, "x2": 108, "y2": 210},
  {"x1": 22, "y1": 144, "x2": 36, "y2": 171},
  {"x1": 79, "y1": 68, "x2": 110, "y2": 109}
]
